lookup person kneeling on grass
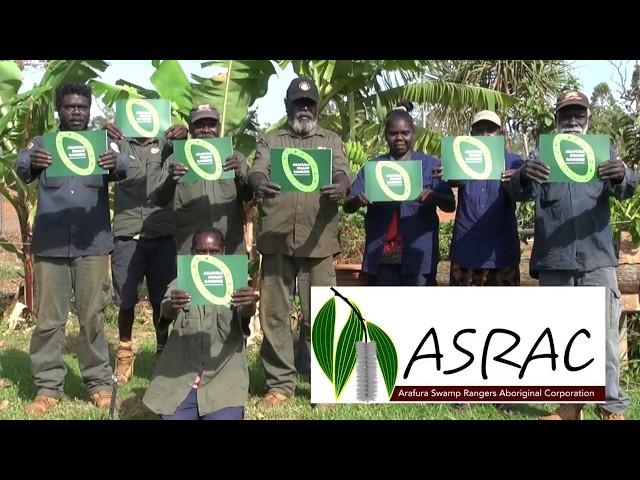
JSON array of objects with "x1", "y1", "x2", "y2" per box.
[{"x1": 143, "y1": 226, "x2": 255, "y2": 420}]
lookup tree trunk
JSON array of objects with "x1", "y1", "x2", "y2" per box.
[
  {"x1": 244, "y1": 200, "x2": 258, "y2": 265},
  {"x1": 617, "y1": 231, "x2": 640, "y2": 294},
  {"x1": 13, "y1": 186, "x2": 36, "y2": 315},
  {"x1": 523, "y1": 133, "x2": 530, "y2": 158},
  {"x1": 21, "y1": 223, "x2": 35, "y2": 314},
  {"x1": 23, "y1": 249, "x2": 34, "y2": 314},
  {"x1": 617, "y1": 264, "x2": 640, "y2": 294},
  {"x1": 244, "y1": 199, "x2": 262, "y2": 345}
]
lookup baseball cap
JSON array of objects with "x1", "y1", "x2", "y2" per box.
[
  {"x1": 556, "y1": 91, "x2": 590, "y2": 111},
  {"x1": 286, "y1": 77, "x2": 320, "y2": 103},
  {"x1": 471, "y1": 110, "x2": 502, "y2": 128},
  {"x1": 190, "y1": 103, "x2": 220, "y2": 124}
]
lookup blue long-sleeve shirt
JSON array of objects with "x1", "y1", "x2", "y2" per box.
[
  {"x1": 349, "y1": 151, "x2": 453, "y2": 275},
  {"x1": 16, "y1": 134, "x2": 128, "y2": 258},
  {"x1": 507, "y1": 148, "x2": 637, "y2": 275},
  {"x1": 451, "y1": 152, "x2": 524, "y2": 269}
]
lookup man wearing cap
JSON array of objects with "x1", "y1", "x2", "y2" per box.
[
  {"x1": 448, "y1": 110, "x2": 524, "y2": 288},
  {"x1": 441, "y1": 110, "x2": 523, "y2": 413},
  {"x1": 248, "y1": 77, "x2": 352, "y2": 408},
  {"x1": 105, "y1": 117, "x2": 188, "y2": 384},
  {"x1": 508, "y1": 90, "x2": 637, "y2": 420},
  {"x1": 152, "y1": 103, "x2": 250, "y2": 255}
]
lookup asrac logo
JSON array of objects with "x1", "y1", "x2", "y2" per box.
[{"x1": 311, "y1": 288, "x2": 398, "y2": 401}]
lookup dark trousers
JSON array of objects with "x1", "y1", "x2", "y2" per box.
[
  {"x1": 161, "y1": 389, "x2": 244, "y2": 420},
  {"x1": 367, "y1": 264, "x2": 437, "y2": 286},
  {"x1": 111, "y1": 236, "x2": 177, "y2": 309}
]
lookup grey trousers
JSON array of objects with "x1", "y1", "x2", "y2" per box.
[
  {"x1": 259, "y1": 254, "x2": 336, "y2": 397},
  {"x1": 30, "y1": 255, "x2": 113, "y2": 398},
  {"x1": 539, "y1": 267, "x2": 630, "y2": 414}
]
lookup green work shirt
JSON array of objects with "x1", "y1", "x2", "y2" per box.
[
  {"x1": 153, "y1": 151, "x2": 251, "y2": 254},
  {"x1": 248, "y1": 124, "x2": 351, "y2": 258},
  {"x1": 143, "y1": 279, "x2": 249, "y2": 416},
  {"x1": 113, "y1": 137, "x2": 175, "y2": 238}
]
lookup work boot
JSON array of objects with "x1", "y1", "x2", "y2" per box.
[
  {"x1": 257, "y1": 391, "x2": 290, "y2": 408},
  {"x1": 90, "y1": 390, "x2": 115, "y2": 411},
  {"x1": 115, "y1": 341, "x2": 136, "y2": 384},
  {"x1": 539, "y1": 404, "x2": 584, "y2": 420},
  {"x1": 26, "y1": 395, "x2": 60, "y2": 416},
  {"x1": 597, "y1": 407, "x2": 624, "y2": 420}
]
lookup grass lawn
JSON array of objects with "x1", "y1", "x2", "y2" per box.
[{"x1": 1, "y1": 303, "x2": 638, "y2": 420}]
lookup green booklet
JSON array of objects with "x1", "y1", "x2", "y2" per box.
[
  {"x1": 539, "y1": 134, "x2": 611, "y2": 182},
  {"x1": 270, "y1": 148, "x2": 332, "y2": 192},
  {"x1": 43, "y1": 130, "x2": 108, "y2": 177},
  {"x1": 115, "y1": 99, "x2": 171, "y2": 138},
  {"x1": 177, "y1": 254, "x2": 248, "y2": 306},
  {"x1": 440, "y1": 135, "x2": 505, "y2": 180},
  {"x1": 364, "y1": 160, "x2": 423, "y2": 202},
  {"x1": 172, "y1": 137, "x2": 234, "y2": 182}
]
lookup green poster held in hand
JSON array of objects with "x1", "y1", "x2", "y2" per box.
[
  {"x1": 270, "y1": 148, "x2": 332, "y2": 192},
  {"x1": 115, "y1": 99, "x2": 171, "y2": 138},
  {"x1": 441, "y1": 135, "x2": 505, "y2": 180},
  {"x1": 43, "y1": 130, "x2": 108, "y2": 177},
  {"x1": 177, "y1": 255, "x2": 248, "y2": 306},
  {"x1": 364, "y1": 160, "x2": 423, "y2": 202},
  {"x1": 539, "y1": 134, "x2": 611, "y2": 183},
  {"x1": 172, "y1": 137, "x2": 234, "y2": 182}
]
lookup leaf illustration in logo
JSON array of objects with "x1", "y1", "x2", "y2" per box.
[
  {"x1": 311, "y1": 296, "x2": 336, "y2": 383},
  {"x1": 334, "y1": 307, "x2": 364, "y2": 399},
  {"x1": 552, "y1": 133, "x2": 596, "y2": 182},
  {"x1": 453, "y1": 135, "x2": 492, "y2": 180},
  {"x1": 282, "y1": 148, "x2": 319, "y2": 192},
  {"x1": 367, "y1": 321, "x2": 398, "y2": 399}
]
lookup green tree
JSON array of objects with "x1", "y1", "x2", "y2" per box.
[
  {"x1": 591, "y1": 64, "x2": 640, "y2": 244},
  {"x1": 428, "y1": 60, "x2": 580, "y2": 156},
  {"x1": 90, "y1": 60, "x2": 276, "y2": 160},
  {"x1": 278, "y1": 60, "x2": 516, "y2": 174},
  {"x1": 589, "y1": 82, "x2": 629, "y2": 144}
]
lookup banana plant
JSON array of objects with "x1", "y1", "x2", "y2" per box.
[
  {"x1": 91, "y1": 60, "x2": 275, "y2": 159},
  {"x1": 278, "y1": 60, "x2": 515, "y2": 164}
]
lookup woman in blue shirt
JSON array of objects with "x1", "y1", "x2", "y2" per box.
[{"x1": 343, "y1": 102, "x2": 455, "y2": 286}]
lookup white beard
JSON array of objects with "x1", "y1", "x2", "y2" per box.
[
  {"x1": 560, "y1": 125, "x2": 588, "y2": 134},
  {"x1": 290, "y1": 117, "x2": 317, "y2": 135}
]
